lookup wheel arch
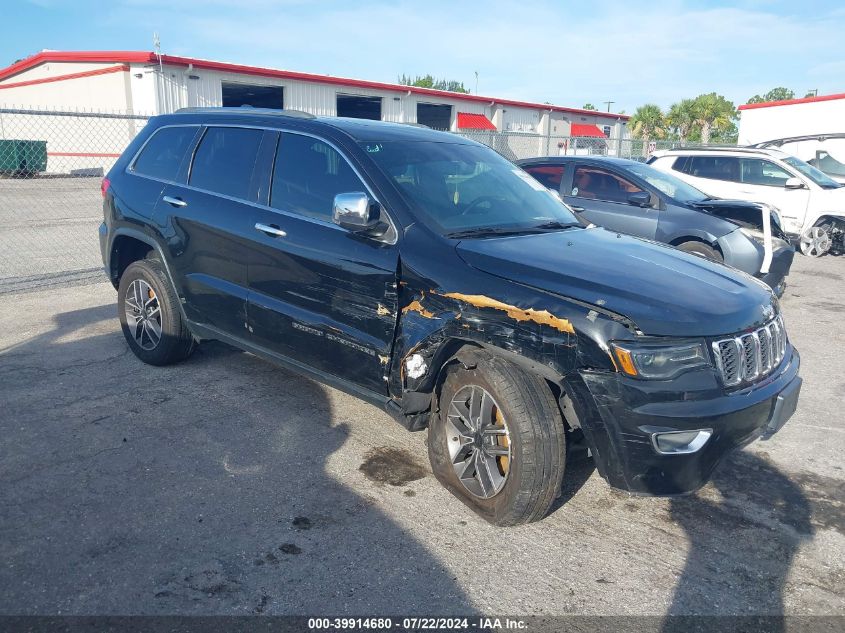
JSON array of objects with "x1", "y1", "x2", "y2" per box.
[
  {"x1": 404, "y1": 337, "x2": 578, "y2": 433},
  {"x1": 108, "y1": 228, "x2": 177, "y2": 291}
]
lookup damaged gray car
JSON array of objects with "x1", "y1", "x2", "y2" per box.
[{"x1": 518, "y1": 156, "x2": 794, "y2": 296}]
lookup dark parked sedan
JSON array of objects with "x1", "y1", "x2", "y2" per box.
[{"x1": 517, "y1": 156, "x2": 794, "y2": 295}]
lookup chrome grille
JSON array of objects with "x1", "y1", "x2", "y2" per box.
[{"x1": 712, "y1": 315, "x2": 787, "y2": 387}]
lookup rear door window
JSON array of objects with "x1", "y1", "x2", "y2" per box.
[
  {"x1": 522, "y1": 164, "x2": 566, "y2": 191},
  {"x1": 189, "y1": 127, "x2": 264, "y2": 200},
  {"x1": 270, "y1": 133, "x2": 366, "y2": 221},
  {"x1": 685, "y1": 156, "x2": 741, "y2": 182},
  {"x1": 132, "y1": 126, "x2": 197, "y2": 181}
]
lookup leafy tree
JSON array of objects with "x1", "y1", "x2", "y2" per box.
[
  {"x1": 747, "y1": 87, "x2": 795, "y2": 104},
  {"x1": 629, "y1": 104, "x2": 666, "y2": 155},
  {"x1": 398, "y1": 74, "x2": 469, "y2": 93},
  {"x1": 665, "y1": 99, "x2": 696, "y2": 144},
  {"x1": 692, "y1": 93, "x2": 736, "y2": 144},
  {"x1": 582, "y1": 103, "x2": 598, "y2": 111}
]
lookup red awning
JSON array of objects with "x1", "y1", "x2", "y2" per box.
[
  {"x1": 570, "y1": 123, "x2": 606, "y2": 138},
  {"x1": 457, "y1": 112, "x2": 496, "y2": 130}
]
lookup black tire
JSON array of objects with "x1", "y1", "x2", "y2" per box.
[
  {"x1": 117, "y1": 259, "x2": 196, "y2": 366},
  {"x1": 677, "y1": 240, "x2": 723, "y2": 262},
  {"x1": 428, "y1": 351, "x2": 566, "y2": 526}
]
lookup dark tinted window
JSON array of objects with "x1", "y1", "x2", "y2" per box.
[
  {"x1": 271, "y1": 133, "x2": 365, "y2": 220},
  {"x1": 684, "y1": 156, "x2": 741, "y2": 182},
  {"x1": 189, "y1": 127, "x2": 263, "y2": 199},
  {"x1": 133, "y1": 126, "x2": 197, "y2": 180},
  {"x1": 523, "y1": 164, "x2": 565, "y2": 190}
]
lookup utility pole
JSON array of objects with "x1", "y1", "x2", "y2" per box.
[
  {"x1": 474, "y1": 71, "x2": 479, "y2": 95},
  {"x1": 603, "y1": 100, "x2": 614, "y2": 112},
  {"x1": 807, "y1": 89, "x2": 818, "y2": 97}
]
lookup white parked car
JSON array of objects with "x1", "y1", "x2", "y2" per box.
[{"x1": 648, "y1": 147, "x2": 845, "y2": 256}]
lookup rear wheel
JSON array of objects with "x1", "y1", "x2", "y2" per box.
[
  {"x1": 118, "y1": 259, "x2": 196, "y2": 365},
  {"x1": 677, "y1": 240, "x2": 723, "y2": 262},
  {"x1": 428, "y1": 351, "x2": 566, "y2": 526}
]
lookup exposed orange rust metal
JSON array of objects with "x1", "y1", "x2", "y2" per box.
[
  {"x1": 402, "y1": 297, "x2": 435, "y2": 319},
  {"x1": 438, "y1": 292, "x2": 575, "y2": 334}
]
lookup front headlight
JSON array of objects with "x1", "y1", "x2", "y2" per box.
[{"x1": 610, "y1": 340, "x2": 710, "y2": 379}]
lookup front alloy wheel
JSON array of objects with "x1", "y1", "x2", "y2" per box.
[
  {"x1": 446, "y1": 385, "x2": 511, "y2": 499},
  {"x1": 799, "y1": 225, "x2": 832, "y2": 257},
  {"x1": 428, "y1": 350, "x2": 567, "y2": 526}
]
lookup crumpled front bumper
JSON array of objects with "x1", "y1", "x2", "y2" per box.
[
  {"x1": 567, "y1": 348, "x2": 801, "y2": 495},
  {"x1": 758, "y1": 244, "x2": 794, "y2": 297}
]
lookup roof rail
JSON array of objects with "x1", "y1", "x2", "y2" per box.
[
  {"x1": 174, "y1": 106, "x2": 316, "y2": 119},
  {"x1": 661, "y1": 145, "x2": 774, "y2": 154},
  {"x1": 749, "y1": 133, "x2": 845, "y2": 148}
]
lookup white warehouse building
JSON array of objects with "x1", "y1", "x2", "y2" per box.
[
  {"x1": 0, "y1": 50, "x2": 628, "y2": 174},
  {"x1": 738, "y1": 92, "x2": 845, "y2": 180}
]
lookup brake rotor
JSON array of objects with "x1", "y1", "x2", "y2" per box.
[{"x1": 494, "y1": 406, "x2": 509, "y2": 475}]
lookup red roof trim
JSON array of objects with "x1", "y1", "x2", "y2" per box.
[
  {"x1": 570, "y1": 123, "x2": 606, "y2": 137},
  {"x1": 0, "y1": 64, "x2": 129, "y2": 90},
  {"x1": 456, "y1": 112, "x2": 496, "y2": 130},
  {"x1": 738, "y1": 92, "x2": 845, "y2": 110},
  {"x1": 0, "y1": 50, "x2": 629, "y2": 120}
]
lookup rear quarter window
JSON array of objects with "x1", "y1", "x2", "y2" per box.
[
  {"x1": 522, "y1": 164, "x2": 565, "y2": 190},
  {"x1": 132, "y1": 126, "x2": 197, "y2": 181}
]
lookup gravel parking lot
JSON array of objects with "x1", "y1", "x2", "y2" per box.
[{"x1": 0, "y1": 254, "x2": 843, "y2": 618}]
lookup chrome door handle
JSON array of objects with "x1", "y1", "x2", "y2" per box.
[
  {"x1": 255, "y1": 222, "x2": 287, "y2": 238},
  {"x1": 570, "y1": 205, "x2": 585, "y2": 212},
  {"x1": 162, "y1": 195, "x2": 187, "y2": 208}
]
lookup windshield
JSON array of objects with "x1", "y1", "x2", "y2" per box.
[
  {"x1": 360, "y1": 140, "x2": 581, "y2": 236},
  {"x1": 624, "y1": 162, "x2": 709, "y2": 203},
  {"x1": 783, "y1": 156, "x2": 842, "y2": 188}
]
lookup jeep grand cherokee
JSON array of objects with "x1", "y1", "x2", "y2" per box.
[{"x1": 100, "y1": 108, "x2": 802, "y2": 526}]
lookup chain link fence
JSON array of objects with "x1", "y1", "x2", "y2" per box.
[
  {"x1": 0, "y1": 105, "x2": 720, "y2": 293},
  {"x1": 454, "y1": 130, "x2": 694, "y2": 162},
  {"x1": 0, "y1": 107, "x2": 150, "y2": 293}
]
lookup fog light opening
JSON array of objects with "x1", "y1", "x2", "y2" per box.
[
  {"x1": 652, "y1": 429, "x2": 712, "y2": 455},
  {"x1": 405, "y1": 353, "x2": 427, "y2": 380}
]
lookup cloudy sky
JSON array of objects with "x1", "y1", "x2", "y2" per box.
[{"x1": 8, "y1": 0, "x2": 845, "y2": 114}]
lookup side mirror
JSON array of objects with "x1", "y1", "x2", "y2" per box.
[
  {"x1": 627, "y1": 191, "x2": 652, "y2": 207},
  {"x1": 784, "y1": 177, "x2": 805, "y2": 190},
  {"x1": 332, "y1": 192, "x2": 380, "y2": 231}
]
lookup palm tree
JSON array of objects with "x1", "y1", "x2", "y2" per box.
[
  {"x1": 665, "y1": 99, "x2": 696, "y2": 144},
  {"x1": 629, "y1": 104, "x2": 665, "y2": 156},
  {"x1": 692, "y1": 93, "x2": 736, "y2": 144}
]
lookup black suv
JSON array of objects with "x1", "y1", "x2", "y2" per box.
[{"x1": 100, "y1": 108, "x2": 802, "y2": 526}]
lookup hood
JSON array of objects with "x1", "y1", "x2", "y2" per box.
[
  {"x1": 815, "y1": 184, "x2": 845, "y2": 209},
  {"x1": 456, "y1": 227, "x2": 776, "y2": 337},
  {"x1": 689, "y1": 199, "x2": 787, "y2": 238}
]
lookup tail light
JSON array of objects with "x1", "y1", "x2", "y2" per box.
[{"x1": 101, "y1": 177, "x2": 111, "y2": 198}]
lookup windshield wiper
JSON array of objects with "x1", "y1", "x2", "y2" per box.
[
  {"x1": 445, "y1": 226, "x2": 543, "y2": 239},
  {"x1": 445, "y1": 221, "x2": 579, "y2": 239},
  {"x1": 529, "y1": 220, "x2": 580, "y2": 231}
]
